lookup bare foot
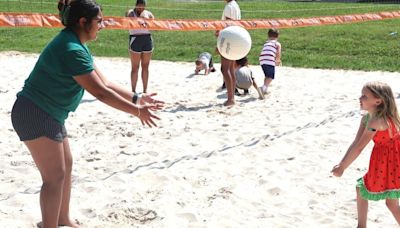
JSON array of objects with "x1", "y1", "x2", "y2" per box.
[
  {"x1": 58, "y1": 218, "x2": 81, "y2": 227},
  {"x1": 223, "y1": 99, "x2": 235, "y2": 106}
]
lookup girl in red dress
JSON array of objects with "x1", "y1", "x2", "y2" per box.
[{"x1": 332, "y1": 81, "x2": 400, "y2": 227}]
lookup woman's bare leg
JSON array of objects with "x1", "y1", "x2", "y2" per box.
[
  {"x1": 229, "y1": 61, "x2": 236, "y2": 98},
  {"x1": 140, "y1": 51, "x2": 152, "y2": 93},
  {"x1": 25, "y1": 137, "x2": 66, "y2": 228},
  {"x1": 221, "y1": 56, "x2": 235, "y2": 106},
  {"x1": 129, "y1": 51, "x2": 142, "y2": 92},
  {"x1": 58, "y1": 138, "x2": 79, "y2": 227}
]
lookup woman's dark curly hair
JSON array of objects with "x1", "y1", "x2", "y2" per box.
[{"x1": 58, "y1": 0, "x2": 102, "y2": 29}]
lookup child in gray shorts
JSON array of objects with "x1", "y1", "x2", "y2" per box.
[{"x1": 235, "y1": 57, "x2": 264, "y2": 99}]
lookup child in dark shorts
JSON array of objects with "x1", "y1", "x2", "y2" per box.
[{"x1": 259, "y1": 28, "x2": 282, "y2": 94}]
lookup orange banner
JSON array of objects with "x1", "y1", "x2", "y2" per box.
[{"x1": 0, "y1": 11, "x2": 399, "y2": 30}]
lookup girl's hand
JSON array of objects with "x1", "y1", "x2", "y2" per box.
[
  {"x1": 331, "y1": 164, "x2": 344, "y2": 177},
  {"x1": 138, "y1": 93, "x2": 164, "y2": 111},
  {"x1": 136, "y1": 104, "x2": 161, "y2": 128}
]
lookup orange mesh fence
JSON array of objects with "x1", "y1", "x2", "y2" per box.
[{"x1": 1, "y1": 11, "x2": 399, "y2": 30}]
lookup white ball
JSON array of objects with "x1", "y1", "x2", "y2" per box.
[
  {"x1": 140, "y1": 10, "x2": 153, "y2": 19},
  {"x1": 217, "y1": 26, "x2": 252, "y2": 60}
]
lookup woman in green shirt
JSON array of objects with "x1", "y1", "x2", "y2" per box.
[{"x1": 11, "y1": 0, "x2": 163, "y2": 227}]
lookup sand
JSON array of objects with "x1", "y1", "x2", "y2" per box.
[{"x1": 1, "y1": 51, "x2": 400, "y2": 227}]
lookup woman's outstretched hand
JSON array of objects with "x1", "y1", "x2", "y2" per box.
[
  {"x1": 136, "y1": 104, "x2": 161, "y2": 127},
  {"x1": 139, "y1": 93, "x2": 164, "y2": 110},
  {"x1": 136, "y1": 93, "x2": 164, "y2": 127},
  {"x1": 331, "y1": 164, "x2": 344, "y2": 177}
]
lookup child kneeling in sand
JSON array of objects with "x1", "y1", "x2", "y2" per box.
[
  {"x1": 194, "y1": 52, "x2": 216, "y2": 75},
  {"x1": 235, "y1": 57, "x2": 264, "y2": 99}
]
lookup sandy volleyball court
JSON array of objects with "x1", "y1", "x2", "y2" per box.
[{"x1": 1, "y1": 51, "x2": 400, "y2": 227}]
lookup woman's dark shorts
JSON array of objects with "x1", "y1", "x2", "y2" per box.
[
  {"x1": 261, "y1": 64, "x2": 275, "y2": 79},
  {"x1": 11, "y1": 96, "x2": 67, "y2": 142},
  {"x1": 129, "y1": 34, "x2": 153, "y2": 53}
]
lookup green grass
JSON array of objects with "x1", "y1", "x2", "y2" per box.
[{"x1": 1, "y1": 0, "x2": 399, "y2": 71}]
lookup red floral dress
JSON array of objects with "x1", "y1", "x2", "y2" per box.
[{"x1": 357, "y1": 116, "x2": 400, "y2": 201}]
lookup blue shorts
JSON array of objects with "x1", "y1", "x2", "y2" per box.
[
  {"x1": 129, "y1": 34, "x2": 153, "y2": 53},
  {"x1": 261, "y1": 64, "x2": 275, "y2": 79}
]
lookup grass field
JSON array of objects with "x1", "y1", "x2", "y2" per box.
[{"x1": 0, "y1": 0, "x2": 399, "y2": 71}]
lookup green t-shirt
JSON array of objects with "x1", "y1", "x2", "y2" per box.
[{"x1": 18, "y1": 28, "x2": 94, "y2": 124}]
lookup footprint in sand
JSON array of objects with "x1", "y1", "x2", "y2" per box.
[
  {"x1": 147, "y1": 151, "x2": 159, "y2": 157},
  {"x1": 81, "y1": 208, "x2": 97, "y2": 219},
  {"x1": 267, "y1": 187, "x2": 282, "y2": 196},
  {"x1": 176, "y1": 212, "x2": 197, "y2": 222},
  {"x1": 319, "y1": 217, "x2": 334, "y2": 224},
  {"x1": 106, "y1": 207, "x2": 158, "y2": 224}
]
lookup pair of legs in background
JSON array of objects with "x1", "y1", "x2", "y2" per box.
[
  {"x1": 129, "y1": 51, "x2": 152, "y2": 93},
  {"x1": 129, "y1": 34, "x2": 153, "y2": 93},
  {"x1": 356, "y1": 187, "x2": 400, "y2": 228}
]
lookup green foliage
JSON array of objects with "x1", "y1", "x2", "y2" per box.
[{"x1": 0, "y1": 0, "x2": 399, "y2": 71}]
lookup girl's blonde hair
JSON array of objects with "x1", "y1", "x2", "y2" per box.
[{"x1": 364, "y1": 81, "x2": 400, "y2": 131}]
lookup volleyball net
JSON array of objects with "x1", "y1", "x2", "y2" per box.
[
  {"x1": 1, "y1": 0, "x2": 399, "y2": 71},
  {"x1": 1, "y1": 10, "x2": 400, "y2": 30},
  {"x1": 1, "y1": 0, "x2": 400, "y2": 31}
]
